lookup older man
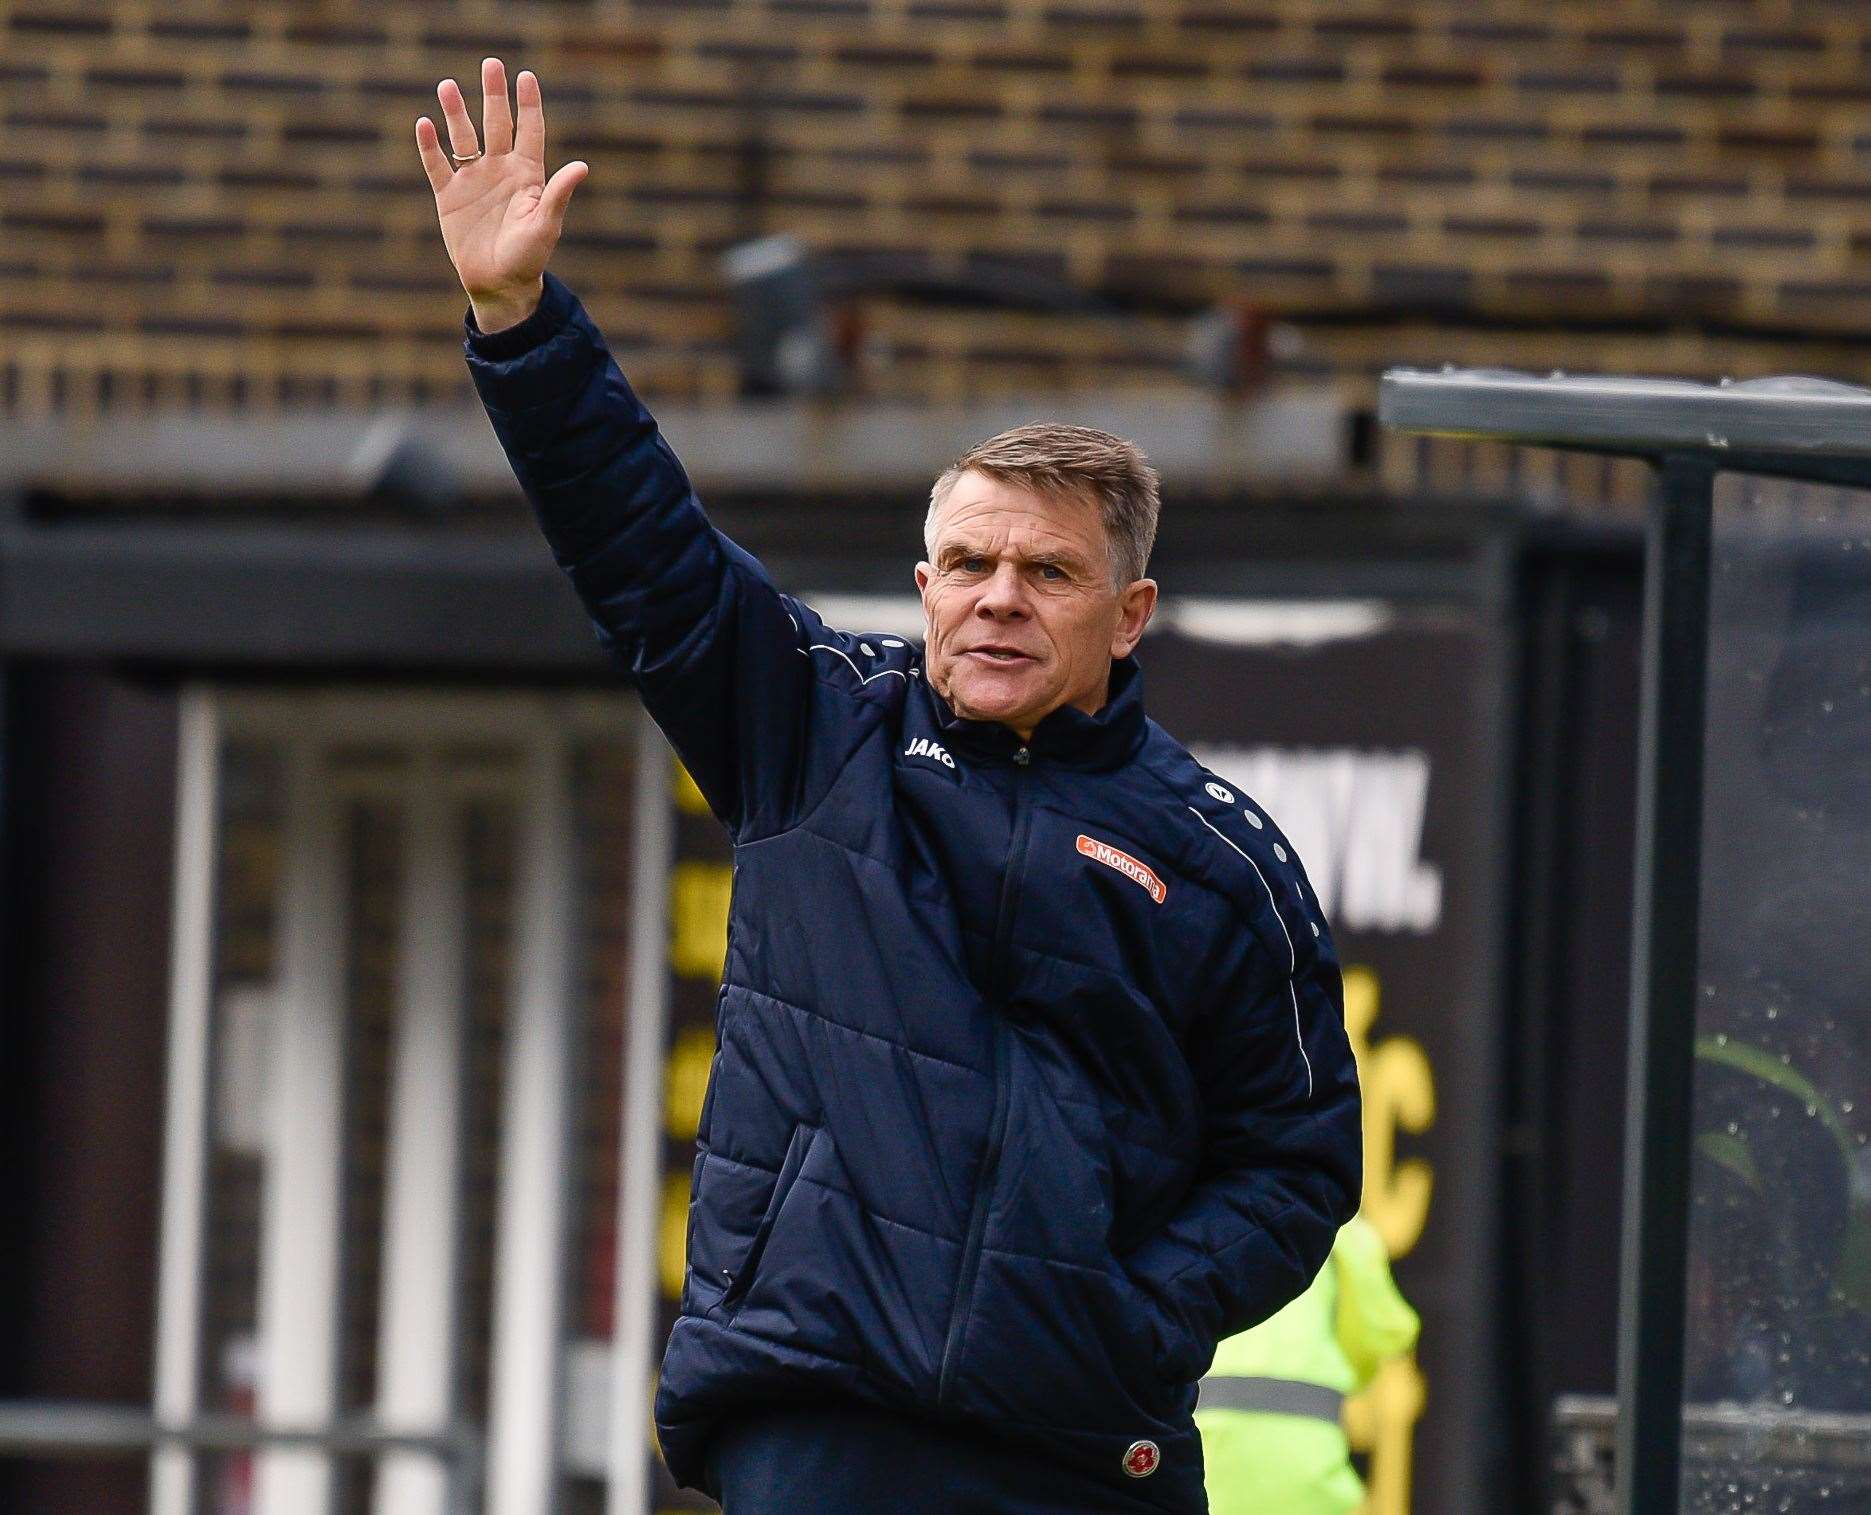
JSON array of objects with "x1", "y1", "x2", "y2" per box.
[{"x1": 421, "y1": 61, "x2": 1360, "y2": 1515}]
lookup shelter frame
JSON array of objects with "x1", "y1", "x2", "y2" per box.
[{"x1": 1382, "y1": 366, "x2": 1871, "y2": 1515}]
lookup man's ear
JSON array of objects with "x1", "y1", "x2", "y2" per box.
[
  {"x1": 1111, "y1": 578, "x2": 1157, "y2": 659},
  {"x1": 915, "y1": 561, "x2": 933, "y2": 596}
]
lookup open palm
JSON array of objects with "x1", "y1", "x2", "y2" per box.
[{"x1": 417, "y1": 59, "x2": 587, "y2": 324}]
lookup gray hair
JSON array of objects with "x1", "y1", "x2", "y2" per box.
[{"x1": 924, "y1": 423, "x2": 1161, "y2": 587}]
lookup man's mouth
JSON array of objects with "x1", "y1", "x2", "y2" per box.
[{"x1": 962, "y1": 647, "x2": 1034, "y2": 664}]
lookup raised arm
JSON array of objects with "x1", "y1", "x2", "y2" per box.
[{"x1": 419, "y1": 62, "x2": 830, "y2": 838}]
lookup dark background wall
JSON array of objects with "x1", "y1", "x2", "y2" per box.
[
  {"x1": 0, "y1": 669, "x2": 177, "y2": 1511},
  {"x1": 1502, "y1": 534, "x2": 1646, "y2": 1507}
]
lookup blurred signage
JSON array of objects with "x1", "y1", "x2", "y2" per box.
[
  {"x1": 654, "y1": 764, "x2": 737, "y2": 1510},
  {"x1": 647, "y1": 601, "x2": 1507, "y2": 1515},
  {"x1": 1145, "y1": 610, "x2": 1506, "y2": 1515}
]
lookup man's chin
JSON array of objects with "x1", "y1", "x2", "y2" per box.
[{"x1": 946, "y1": 675, "x2": 1049, "y2": 731}]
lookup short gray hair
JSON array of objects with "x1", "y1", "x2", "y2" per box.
[{"x1": 924, "y1": 423, "x2": 1161, "y2": 587}]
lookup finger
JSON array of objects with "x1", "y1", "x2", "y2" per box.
[
  {"x1": 437, "y1": 77, "x2": 480, "y2": 160},
  {"x1": 514, "y1": 69, "x2": 545, "y2": 166},
  {"x1": 481, "y1": 57, "x2": 514, "y2": 156},
  {"x1": 540, "y1": 159, "x2": 589, "y2": 226},
  {"x1": 415, "y1": 116, "x2": 453, "y2": 194}
]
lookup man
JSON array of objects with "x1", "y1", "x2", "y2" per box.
[{"x1": 419, "y1": 60, "x2": 1360, "y2": 1514}]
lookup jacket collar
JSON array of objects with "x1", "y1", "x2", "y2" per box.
[{"x1": 925, "y1": 655, "x2": 1148, "y2": 771}]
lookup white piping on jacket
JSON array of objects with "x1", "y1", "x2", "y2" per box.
[
  {"x1": 798, "y1": 642, "x2": 911, "y2": 686},
  {"x1": 1187, "y1": 806, "x2": 1314, "y2": 1099}
]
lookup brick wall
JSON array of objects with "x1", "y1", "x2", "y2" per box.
[{"x1": 9, "y1": 0, "x2": 1871, "y2": 416}]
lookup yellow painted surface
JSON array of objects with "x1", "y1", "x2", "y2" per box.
[
  {"x1": 1343, "y1": 966, "x2": 1436, "y2": 1260},
  {"x1": 664, "y1": 1024, "x2": 714, "y2": 1142},
  {"x1": 669, "y1": 861, "x2": 732, "y2": 981}
]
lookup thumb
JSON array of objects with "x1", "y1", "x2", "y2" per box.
[{"x1": 540, "y1": 160, "x2": 589, "y2": 228}]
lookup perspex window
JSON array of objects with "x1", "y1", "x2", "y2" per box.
[{"x1": 1678, "y1": 474, "x2": 1871, "y2": 1512}]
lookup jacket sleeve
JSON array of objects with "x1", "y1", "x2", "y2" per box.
[
  {"x1": 463, "y1": 274, "x2": 821, "y2": 840},
  {"x1": 1122, "y1": 915, "x2": 1362, "y2": 1385}
]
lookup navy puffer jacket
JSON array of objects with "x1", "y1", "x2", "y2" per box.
[{"x1": 467, "y1": 275, "x2": 1361, "y2": 1513}]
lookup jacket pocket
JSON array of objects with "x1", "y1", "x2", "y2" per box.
[
  {"x1": 719, "y1": 1122, "x2": 816, "y2": 1316},
  {"x1": 1110, "y1": 1259, "x2": 1195, "y2": 1390}
]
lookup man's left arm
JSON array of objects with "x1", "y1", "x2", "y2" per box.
[{"x1": 1123, "y1": 935, "x2": 1362, "y2": 1384}]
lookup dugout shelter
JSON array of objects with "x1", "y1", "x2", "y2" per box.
[{"x1": 1385, "y1": 368, "x2": 1871, "y2": 1515}]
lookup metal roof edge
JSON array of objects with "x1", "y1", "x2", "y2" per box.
[{"x1": 1380, "y1": 366, "x2": 1871, "y2": 463}]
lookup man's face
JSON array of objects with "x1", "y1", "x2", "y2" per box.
[{"x1": 915, "y1": 470, "x2": 1157, "y2": 739}]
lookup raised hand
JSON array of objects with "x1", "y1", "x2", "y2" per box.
[{"x1": 417, "y1": 58, "x2": 588, "y2": 333}]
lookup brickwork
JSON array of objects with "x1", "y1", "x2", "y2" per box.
[{"x1": 9, "y1": 1, "x2": 1871, "y2": 417}]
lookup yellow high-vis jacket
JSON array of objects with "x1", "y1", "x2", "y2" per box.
[{"x1": 1197, "y1": 1215, "x2": 1419, "y2": 1515}]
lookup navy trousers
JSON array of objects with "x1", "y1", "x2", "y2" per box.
[{"x1": 702, "y1": 1399, "x2": 1181, "y2": 1514}]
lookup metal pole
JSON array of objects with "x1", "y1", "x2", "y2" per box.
[
  {"x1": 0, "y1": 1401, "x2": 473, "y2": 1461},
  {"x1": 374, "y1": 751, "x2": 471, "y2": 1515},
  {"x1": 604, "y1": 720, "x2": 676, "y2": 1515},
  {"x1": 256, "y1": 734, "x2": 351, "y2": 1515},
  {"x1": 1613, "y1": 454, "x2": 1714, "y2": 1515},
  {"x1": 151, "y1": 686, "x2": 221, "y2": 1515},
  {"x1": 486, "y1": 714, "x2": 580, "y2": 1515}
]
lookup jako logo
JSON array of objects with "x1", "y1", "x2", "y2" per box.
[
  {"x1": 903, "y1": 737, "x2": 955, "y2": 769},
  {"x1": 1076, "y1": 834, "x2": 1167, "y2": 904}
]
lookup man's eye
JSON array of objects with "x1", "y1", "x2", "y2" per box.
[
  {"x1": 959, "y1": 557, "x2": 987, "y2": 573},
  {"x1": 1037, "y1": 564, "x2": 1066, "y2": 580}
]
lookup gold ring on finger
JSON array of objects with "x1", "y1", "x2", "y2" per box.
[{"x1": 449, "y1": 149, "x2": 484, "y2": 166}]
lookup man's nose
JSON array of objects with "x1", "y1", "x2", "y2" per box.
[{"x1": 974, "y1": 563, "x2": 1029, "y2": 617}]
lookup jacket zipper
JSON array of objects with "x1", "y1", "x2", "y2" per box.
[{"x1": 937, "y1": 743, "x2": 1031, "y2": 1408}]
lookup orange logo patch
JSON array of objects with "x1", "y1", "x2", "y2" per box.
[{"x1": 1077, "y1": 834, "x2": 1167, "y2": 904}]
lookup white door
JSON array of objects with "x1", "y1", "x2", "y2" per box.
[{"x1": 151, "y1": 690, "x2": 671, "y2": 1515}]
